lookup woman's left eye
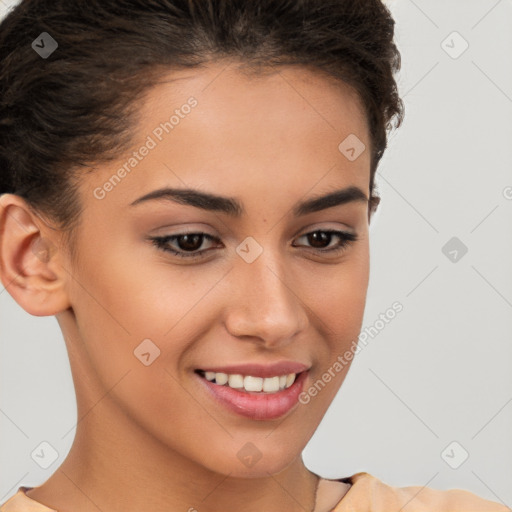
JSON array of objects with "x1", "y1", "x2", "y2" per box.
[{"x1": 148, "y1": 229, "x2": 357, "y2": 260}]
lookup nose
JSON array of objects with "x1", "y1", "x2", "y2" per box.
[{"x1": 223, "y1": 250, "x2": 308, "y2": 349}]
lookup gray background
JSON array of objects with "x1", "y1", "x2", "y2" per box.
[{"x1": 1, "y1": 0, "x2": 511, "y2": 506}]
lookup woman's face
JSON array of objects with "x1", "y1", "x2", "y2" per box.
[{"x1": 57, "y1": 62, "x2": 372, "y2": 477}]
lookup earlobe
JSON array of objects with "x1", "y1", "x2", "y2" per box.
[{"x1": 0, "y1": 194, "x2": 71, "y2": 316}]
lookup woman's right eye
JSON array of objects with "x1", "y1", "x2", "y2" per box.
[{"x1": 148, "y1": 233, "x2": 221, "y2": 259}]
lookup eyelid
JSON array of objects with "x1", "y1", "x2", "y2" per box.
[{"x1": 295, "y1": 221, "x2": 355, "y2": 237}]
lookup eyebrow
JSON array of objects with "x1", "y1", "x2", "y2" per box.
[{"x1": 129, "y1": 185, "x2": 368, "y2": 217}]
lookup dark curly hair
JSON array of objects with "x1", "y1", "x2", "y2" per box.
[{"x1": 0, "y1": 0, "x2": 404, "y2": 255}]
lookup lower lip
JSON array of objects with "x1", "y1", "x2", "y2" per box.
[{"x1": 197, "y1": 371, "x2": 308, "y2": 420}]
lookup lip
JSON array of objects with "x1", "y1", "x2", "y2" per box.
[
  {"x1": 196, "y1": 361, "x2": 309, "y2": 378},
  {"x1": 196, "y1": 369, "x2": 309, "y2": 421}
]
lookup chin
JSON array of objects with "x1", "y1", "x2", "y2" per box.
[{"x1": 193, "y1": 440, "x2": 305, "y2": 479}]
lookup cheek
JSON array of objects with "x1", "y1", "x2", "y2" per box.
[
  {"x1": 65, "y1": 246, "x2": 209, "y2": 435},
  {"x1": 299, "y1": 257, "x2": 369, "y2": 411},
  {"x1": 302, "y1": 244, "x2": 369, "y2": 389},
  {"x1": 67, "y1": 240, "x2": 233, "y2": 391},
  {"x1": 72, "y1": 237, "x2": 207, "y2": 336},
  {"x1": 305, "y1": 244, "x2": 370, "y2": 335}
]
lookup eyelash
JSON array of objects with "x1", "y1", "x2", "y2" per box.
[{"x1": 148, "y1": 229, "x2": 358, "y2": 259}]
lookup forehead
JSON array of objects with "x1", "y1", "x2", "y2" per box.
[
  {"x1": 142, "y1": 62, "x2": 369, "y2": 147},
  {"x1": 82, "y1": 62, "x2": 371, "y2": 213}
]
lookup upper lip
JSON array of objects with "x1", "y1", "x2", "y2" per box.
[{"x1": 197, "y1": 361, "x2": 309, "y2": 378}]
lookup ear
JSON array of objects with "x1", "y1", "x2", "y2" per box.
[
  {"x1": 0, "y1": 194, "x2": 71, "y2": 316},
  {"x1": 368, "y1": 195, "x2": 380, "y2": 223}
]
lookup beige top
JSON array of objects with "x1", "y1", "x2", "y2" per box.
[{"x1": 0, "y1": 472, "x2": 508, "y2": 512}]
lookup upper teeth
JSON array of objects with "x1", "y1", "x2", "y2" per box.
[{"x1": 203, "y1": 371, "x2": 297, "y2": 393}]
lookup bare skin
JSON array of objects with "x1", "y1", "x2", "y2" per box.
[{"x1": 0, "y1": 61, "x2": 373, "y2": 512}]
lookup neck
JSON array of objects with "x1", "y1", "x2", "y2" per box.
[{"x1": 27, "y1": 393, "x2": 320, "y2": 512}]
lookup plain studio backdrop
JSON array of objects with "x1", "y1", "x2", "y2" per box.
[{"x1": 1, "y1": 0, "x2": 511, "y2": 506}]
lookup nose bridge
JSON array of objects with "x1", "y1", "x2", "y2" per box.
[{"x1": 225, "y1": 244, "x2": 307, "y2": 344}]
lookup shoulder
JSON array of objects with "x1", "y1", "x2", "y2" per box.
[
  {"x1": 332, "y1": 472, "x2": 509, "y2": 512},
  {"x1": 0, "y1": 487, "x2": 57, "y2": 512}
]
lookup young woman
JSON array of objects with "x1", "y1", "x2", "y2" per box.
[{"x1": 0, "y1": 1, "x2": 507, "y2": 511}]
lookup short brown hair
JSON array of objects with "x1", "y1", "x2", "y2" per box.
[{"x1": 0, "y1": 0, "x2": 404, "y2": 252}]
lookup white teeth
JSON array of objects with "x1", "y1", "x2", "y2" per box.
[
  {"x1": 203, "y1": 371, "x2": 298, "y2": 393},
  {"x1": 228, "y1": 374, "x2": 244, "y2": 389},
  {"x1": 215, "y1": 372, "x2": 228, "y2": 385},
  {"x1": 263, "y1": 376, "x2": 280, "y2": 393},
  {"x1": 244, "y1": 376, "x2": 263, "y2": 392},
  {"x1": 286, "y1": 373, "x2": 296, "y2": 387}
]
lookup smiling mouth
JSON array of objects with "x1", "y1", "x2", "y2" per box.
[{"x1": 195, "y1": 369, "x2": 299, "y2": 394}]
